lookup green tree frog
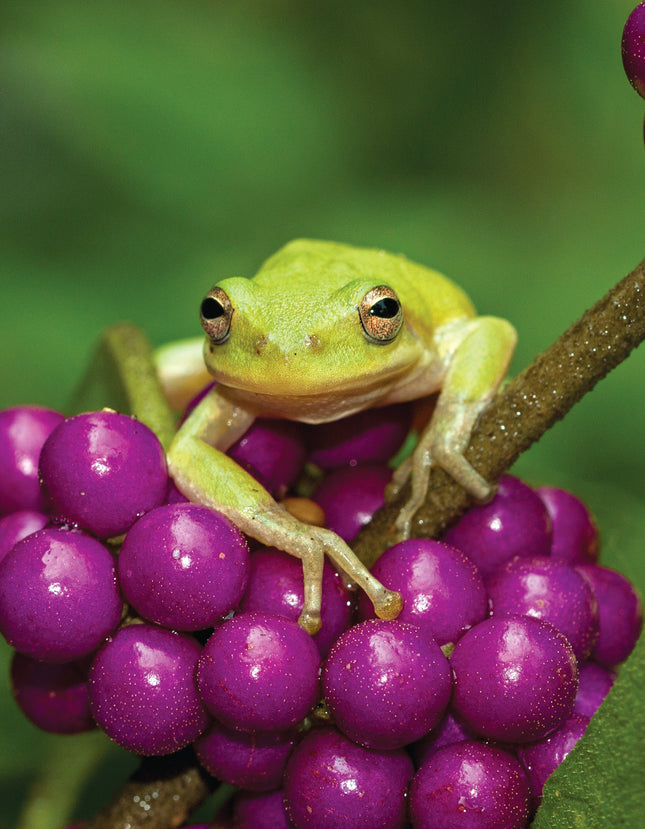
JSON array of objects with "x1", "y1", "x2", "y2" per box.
[{"x1": 157, "y1": 239, "x2": 516, "y2": 634}]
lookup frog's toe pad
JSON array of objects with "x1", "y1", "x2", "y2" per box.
[
  {"x1": 373, "y1": 589, "x2": 404, "y2": 621},
  {"x1": 298, "y1": 609, "x2": 322, "y2": 636}
]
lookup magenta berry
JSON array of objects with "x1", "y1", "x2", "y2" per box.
[
  {"x1": 194, "y1": 720, "x2": 297, "y2": 791},
  {"x1": 39, "y1": 410, "x2": 168, "y2": 538},
  {"x1": 0, "y1": 527, "x2": 122, "y2": 662},
  {"x1": 442, "y1": 476, "x2": 552, "y2": 579},
  {"x1": 356, "y1": 538, "x2": 487, "y2": 647},
  {"x1": 622, "y1": 2, "x2": 645, "y2": 99},
  {"x1": 233, "y1": 789, "x2": 292, "y2": 829},
  {"x1": 0, "y1": 405, "x2": 64, "y2": 514},
  {"x1": 313, "y1": 464, "x2": 392, "y2": 542},
  {"x1": 573, "y1": 661, "x2": 615, "y2": 719},
  {"x1": 450, "y1": 615, "x2": 578, "y2": 743},
  {"x1": 239, "y1": 546, "x2": 352, "y2": 657},
  {"x1": 0, "y1": 509, "x2": 49, "y2": 562},
  {"x1": 197, "y1": 611, "x2": 320, "y2": 733},
  {"x1": 118, "y1": 503, "x2": 250, "y2": 631},
  {"x1": 536, "y1": 486, "x2": 598, "y2": 564},
  {"x1": 228, "y1": 418, "x2": 307, "y2": 497},
  {"x1": 88, "y1": 623, "x2": 209, "y2": 756},
  {"x1": 409, "y1": 741, "x2": 531, "y2": 829},
  {"x1": 284, "y1": 725, "x2": 414, "y2": 829},
  {"x1": 487, "y1": 555, "x2": 599, "y2": 662},
  {"x1": 323, "y1": 618, "x2": 452, "y2": 750}
]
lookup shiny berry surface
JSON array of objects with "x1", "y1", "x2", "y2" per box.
[
  {"x1": 450, "y1": 615, "x2": 578, "y2": 743},
  {"x1": 535, "y1": 486, "x2": 598, "y2": 564},
  {"x1": 487, "y1": 555, "x2": 599, "y2": 662},
  {"x1": 0, "y1": 526, "x2": 122, "y2": 662},
  {"x1": 573, "y1": 661, "x2": 615, "y2": 719},
  {"x1": 228, "y1": 418, "x2": 307, "y2": 497},
  {"x1": 194, "y1": 720, "x2": 297, "y2": 791},
  {"x1": 442, "y1": 476, "x2": 552, "y2": 579},
  {"x1": 0, "y1": 406, "x2": 64, "y2": 514},
  {"x1": 323, "y1": 618, "x2": 451, "y2": 750},
  {"x1": 283, "y1": 725, "x2": 414, "y2": 829},
  {"x1": 118, "y1": 503, "x2": 250, "y2": 630},
  {"x1": 0, "y1": 509, "x2": 49, "y2": 562},
  {"x1": 622, "y1": 1, "x2": 645, "y2": 99},
  {"x1": 88, "y1": 623, "x2": 209, "y2": 755},
  {"x1": 197, "y1": 611, "x2": 320, "y2": 733},
  {"x1": 313, "y1": 464, "x2": 391, "y2": 542},
  {"x1": 356, "y1": 538, "x2": 487, "y2": 646},
  {"x1": 233, "y1": 789, "x2": 292, "y2": 829},
  {"x1": 239, "y1": 546, "x2": 352, "y2": 657},
  {"x1": 39, "y1": 410, "x2": 168, "y2": 538},
  {"x1": 409, "y1": 741, "x2": 531, "y2": 829}
]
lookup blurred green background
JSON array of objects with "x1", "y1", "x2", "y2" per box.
[{"x1": 1, "y1": 0, "x2": 644, "y2": 825}]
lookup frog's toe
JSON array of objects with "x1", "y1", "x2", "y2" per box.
[
  {"x1": 298, "y1": 608, "x2": 322, "y2": 636},
  {"x1": 373, "y1": 587, "x2": 404, "y2": 621}
]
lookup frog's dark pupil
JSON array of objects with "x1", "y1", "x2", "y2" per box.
[
  {"x1": 370, "y1": 297, "x2": 399, "y2": 318},
  {"x1": 201, "y1": 297, "x2": 225, "y2": 319}
]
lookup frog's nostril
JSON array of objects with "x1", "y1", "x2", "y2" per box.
[
  {"x1": 304, "y1": 334, "x2": 321, "y2": 350},
  {"x1": 254, "y1": 335, "x2": 269, "y2": 356}
]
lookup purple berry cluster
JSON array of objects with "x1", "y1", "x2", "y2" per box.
[{"x1": 0, "y1": 400, "x2": 642, "y2": 829}]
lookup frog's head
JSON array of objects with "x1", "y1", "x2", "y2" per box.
[{"x1": 197, "y1": 240, "x2": 444, "y2": 422}]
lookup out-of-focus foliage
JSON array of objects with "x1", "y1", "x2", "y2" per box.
[{"x1": 1, "y1": 1, "x2": 643, "y2": 826}]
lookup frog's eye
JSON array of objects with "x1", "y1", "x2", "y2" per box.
[
  {"x1": 358, "y1": 285, "x2": 403, "y2": 343},
  {"x1": 200, "y1": 287, "x2": 233, "y2": 343}
]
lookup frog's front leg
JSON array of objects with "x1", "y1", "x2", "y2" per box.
[
  {"x1": 393, "y1": 316, "x2": 517, "y2": 539},
  {"x1": 168, "y1": 388, "x2": 402, "y2": 634}
]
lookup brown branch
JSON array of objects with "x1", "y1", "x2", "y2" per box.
[{"x1": 86, "y1": 259, "x2": 645, "y2": 828}]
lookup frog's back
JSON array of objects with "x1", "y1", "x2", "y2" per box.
[{"x1": 255, "y1": 239, "x2": 476, "y2": 330}]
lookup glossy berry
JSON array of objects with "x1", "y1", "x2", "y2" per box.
[
  {"x1": 88, "y1": 623, "x2": 209, "y2": 755},
  {"x1": 573, "y1": 661, "x2": 615, "y2": 719},
  {"x1": 306, "y1": 402, "x2": 413, "y2": 468},
  {"x1": 487, "y1": 555, "x2": 599, "y2": 662},
  {"x1": 622, "y1": 2, "x2": 645, "y2": 99},
  {"x1": 313, "y1": 464, "x2": 391, "y2": 542},
  {"x1": 517, "y1": 713, "x2": 590, "y2": 801},
  {"x1": 194, "y1": 720, "x2": 297, "y2": 791},
  {"x1": 239, "y1": 546, "x2": 352, "y2": 657},
  {"x1": 11, "y1": 652, "x2": 95, "y2": 734},
  {"x1": 0, "y1": 405, "x2": 65, "y2": 514},
  {"x1": 0, "y1": 509, "x2": 49, "y2": 562},
  {"x1": 0, "y1": 527, "x2": 122, "y2": 662},
  {"x1": 442, "y1": 476, "x2": 552, "y2": 579},
  {"x1": 536, "y1": 486, "x2": 598, "y2": 564},
  {"x1": 323, "y1": 618, "x2": 452, "y2": 750},
  {"x1": 197, "y1": 611, "x2": 320, "y2": 733},
  {"x1": 283, "y1": 725, "x2": 414, "y2": 829},
  {"x1": 577, "y1": 563, "x2": 643, "y2": 667},
  {"x1": 409, "y1": 741, "x2": 531, "y2": 829},
  {"x1": 450, "y1": 615, "x2": 578, "y2": 743},
  {"x1": 233, "y1": 789, "x2": 292, "y2": 829},
  {"x1": 409, "y1": 711, "x2": 474, "y2": 769},
  {"x1": 228, "y1": 418, "x2": 307, "y2": 497},
  {"x1": 356, "y1": 538, "x2": 487, "y2": 647},
  {"x1": 118, "y1": 503, "x2": 250, "y2": 630},
  {"x1": 39, "y1": 410, "x2": 168, "y2": 538}
]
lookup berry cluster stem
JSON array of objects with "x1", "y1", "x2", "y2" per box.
[{"x1": 86, "y1": 257, "x2": 645, "y2": 828}]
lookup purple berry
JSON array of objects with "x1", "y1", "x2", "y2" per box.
[
  {"x1": 0, "y1": 527, "x2": 122, "y2": 662},
  {"x1": 622, "y1": 2, "x2": 645, "y2": 99},
  {"x1": 118, "y1": 503, "x2": 250, "y2": 631},
  {"x1": 239, "y1": 546, "x2": 352, "y2": 658},
  {"x1": 11, "y1": 652, "x2": 95, "y2": 734},
  {"x1": 517, "y1": 713, "x2": 590, "y2": 802},
  {"x1": 356, "y1": 538, "x2": 487, "y2": 647},
  {"x1": 306, "y1": 403, "x2": 413, "y2": 468},
  {"x1": 0, "y1": 405, "x2": 64, "y2": 514},
  {"x1": 409, "y1": 741, "x2": 531, "y2": 829},
  {"x1": 283, "y1": 725, "x2": 414, "y2": 829},
  {"x1": 573, "y1": 661, "x2": 615, "y2": 719},
  {"x1": 313, "y1": 464, "x2": 392, "y2": 542},
  {"x1": 450, "y1": 615, "x2": 578, "y2": 743},
  {"x1": 39, "y1": 410, "x2": 168, "y2": 538},
  {"x1": 577, "y1": 564, "x2": 643, "y2": 667},
  {"x1": 0, "y1": 509, "x2": 49, "y2": 562},
  {"x1": 409, "y1": 711, "x2": 474, "y2": 768},
  {"x1": 233, "y1": 789, "x2": 292, "y2": 829},
  {"x1": 194, "y1": 720, "x2": 297, "y2": 791},
  {"x1": 197, "y1": 611, "x2": 320, "y2": 733},
  {"x1": 322, "y1": 618, "x2": 452, "y2": 750},
  {"x1": 487, "y1": 555, "x2": 599, "y2": 662},
  {"x1": 535, "y1": 486, "x2": 598, "y2": 564},
  {"x1": 88, "y1": 623, "x2": 209, "y2": 755},
  {"x1": 442, "y1": 476, "x2": 552, "y2": 579},
  {"x1": 228, "y1": 418, "x2": 307, "y2": 497}
]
